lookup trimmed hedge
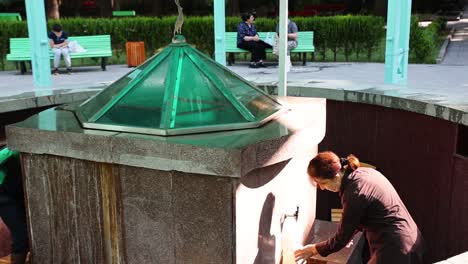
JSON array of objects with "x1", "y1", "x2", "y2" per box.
[
  {"x1": 0, "y1": 15, "x2": 443, "y2": 69},
  {"x1": 0, "y1": 20, "x2": 29, "y2": 70},
  {"x1": 409, "y1": 16, "x2": 446, "y2": 63}
]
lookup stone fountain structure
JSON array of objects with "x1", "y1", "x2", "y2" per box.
[{"x1": 6, "y1": 35, "x2": 362, "y2": 263}]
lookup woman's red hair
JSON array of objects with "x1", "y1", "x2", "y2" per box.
[{"x1": 308, "y1": 151, "x2": 360, "y2": 179}]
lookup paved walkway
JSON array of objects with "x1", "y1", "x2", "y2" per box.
[
  {"x1": 1, "y1": 61, "x2": 467, "y2": 125},
  {"x1": 0, "y1": 65, "x2": 130, "y2": 99},
  {"x1": 443, "y1": 4, "x2": 468, "y2": 65},
  {"x1": 230, "y1": 62, "x2": 468, "y2": 110},
  {"x1": 1, "y1": 63, "x2": 467, "y2": 105}
]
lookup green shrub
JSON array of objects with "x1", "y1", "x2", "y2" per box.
[
  {"x1": 432, "y1": 17, "x2": 447, "y2": 31},
  {"x1": 409, "y1": 15, "x2": 445, "y2": 63},
  {"x1": 0, "y1": 15, "x2": 393, "y2": 68},
  {"x1": 0, "y1": 21, "x2": 28, "y2": 70}
]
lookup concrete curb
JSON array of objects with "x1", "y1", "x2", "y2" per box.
[{"x1": 436, "y1": 27, "x2": 456, "y2": 64}]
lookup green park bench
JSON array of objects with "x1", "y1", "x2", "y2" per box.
[
  {"x1": 6, "y1": 35, "x2": 112, "y2": 74},
  {"x1": 112, "y1": 10, "x2": 136, "y2": 17},
  {"x1": 0, "y1": 12, "x2": 22, "y2": 21},
  {"x1": 225, "y1": 31, "x2": 314, "y2": 66}
]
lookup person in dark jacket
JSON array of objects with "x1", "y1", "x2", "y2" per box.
[
  {"x1": 48, "y1": 23, "x2": 72, "y2": 75},
  {"x1": 0, "y1": 147, "x2": 28, "y2": 264},
  {"x1": 294, "y1": 151, "x2": 424, "y2": 264},
  {"x1": 237, "y1": 12, "x2": 272, "y2": 68}
]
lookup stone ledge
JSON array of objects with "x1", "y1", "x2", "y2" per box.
[
  {"x1": 0, "y1": 89, "x2": 100, "y2": 114},
  {"x1": 6, "y1": 97, "x2": 326, "y2": 178},
  {"x1": 258, "y1": 84, "x2": 468, "y2": 126},
  {"x1": 1, "y1": 81, "x2": 467, "y2": 127}
]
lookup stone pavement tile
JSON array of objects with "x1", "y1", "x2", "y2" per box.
[
  {"x1": 1, "y1": 60, "x2": 468, "y2": 124},
  {"x1": 0, "y1": 65, "x2": 133, "y2": 98},
  {"x1": 442, "y1": 5, "x2": 468, "y2": 65}
]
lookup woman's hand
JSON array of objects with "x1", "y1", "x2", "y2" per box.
[
  {"x1": 288, "y1": 32, "x2": 298, "y2": 40},
  {"x1": 294, "y1": 244, "x2": 318, "y2": 263},
  {"x1": 244, "y1": 35, "x2": 259, "y2": 42}
]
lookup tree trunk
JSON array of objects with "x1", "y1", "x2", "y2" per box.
[
  {"x1": 114, "y1": 0, "x2": 121, "y2": 10},
  {"x1": 71, "y1": 0, "x2": 80, "y2": 16},
  {"x1": 346, "y1": 0, "x2": 363, "y2": 14},
  {"x1": 151, "y1": 0, "x2": 162, "y2": 16},
  {"x1": 374, "y1": 0, "x2": 387, "y2": 17},
  {"x1": 47, "y1": 0, "x2": 60, "y2": 19},
  {"x1": 98, "y1": 0, "x2": 112, "y2": 17},
  {"x1": 230, "y1": 0, "x2": 240, "y2": 16}
]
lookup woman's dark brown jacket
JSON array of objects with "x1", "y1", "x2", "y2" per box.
[{"x1": 315, "y1": 167, "x2": 425, "y2": 264}]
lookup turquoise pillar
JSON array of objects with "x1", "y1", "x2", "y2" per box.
[
  {"x1": 25, "y1": 0, "x2": 51, "y2": 87},
  {"x1": 384, "y1": 0, "x2": 412, "y2": 85},
  {"x1": 213, "y1": 0, "x2": 226, "y2": 65}
]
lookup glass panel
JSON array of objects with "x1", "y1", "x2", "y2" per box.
[
  {"x1": 77, "y1": 52, "x2": 164, "y2": 121},
  {"x1": 96, "y1": 55, "x2": 171, "y2": 128},
  {"x1": 76, "y1": 41, "x2": 283, "y2": 136},
  {"x1": 173, "y1": 55, "x2": 245, "y2": 128},
  {"x1": 79, "y1": 74, "x2": 133, "y2": 121},
  {"x1": 194, "y1": 49, "x2": 282, "y2": 120}
]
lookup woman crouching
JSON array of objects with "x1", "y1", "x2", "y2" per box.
[{"x1": 295, "y1": 151, "x2": 425, "y2": 264}]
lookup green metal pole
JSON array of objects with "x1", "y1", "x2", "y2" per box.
[
  {"x1": 213, "y1": 0, "x2": 226, "y2": 66},
  {"x1": 278, "y1": 0, "x2": 288, "y2": 96},
  {"x1": 384, "y1": 0, "x2": 412, "y2": 85},
  {"x1": 25, "y1": 0, "x2": 51, "y2": 87}
]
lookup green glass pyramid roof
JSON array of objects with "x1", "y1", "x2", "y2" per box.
[{"x1": 75, "y1": 36, "x2": 284, "y2": 136}]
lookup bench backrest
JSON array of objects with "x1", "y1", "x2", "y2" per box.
[
  {"x1": 8, "y1": 38, "x2": 32, "y2": 55},
  {"x1": 68, "y1": 35, "x2": 112, "y2": 52},
  {"x1": 225, "y1": 32, "x2": 241, "y2": 51},
  {"x1": 113, "y1": 10, "x2": 136, "y2": 16},
  {"x1": 0, "y1": 13, "x2": 22, "y2": 21},
  {"x1": 9, "y1": 35, "x2": 112, "y2": 54},
  {"x1": 294, "y1": 31, "x2": 314, "y2": 52},
  {"x1": 225, "y1": 31, "x2": 314, "y2": 52}
]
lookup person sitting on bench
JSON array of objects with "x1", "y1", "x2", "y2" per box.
[
  {"x1": 0, "y1": 147, "x2": 29, "y2": 264},
  {"x1": 48, "y1": 23, "x2": 72, "y2": 75},
  {"x1": 237, "y1": 12, "x2": 272, "y2": 68},
  {"x1": 274, "y1": 18, "x2": 299, "y2": 55},
  {"x1": 294, "y1": 151, "x2": 425, "y2": 264}
]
